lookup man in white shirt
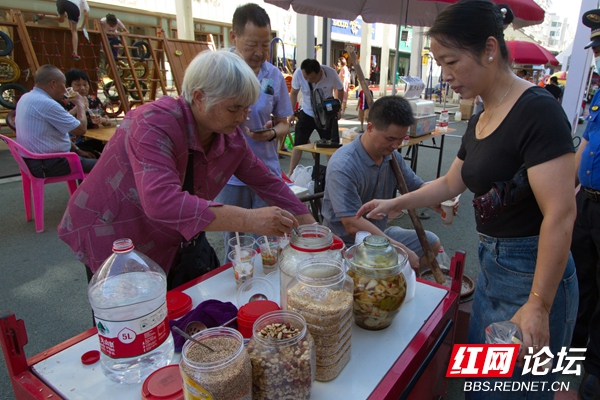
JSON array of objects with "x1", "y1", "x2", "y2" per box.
[{"x1": 288, "y1": 58, "x2": 344, "y2": 176}]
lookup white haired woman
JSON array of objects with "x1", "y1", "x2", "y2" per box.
[{"x1": 58, "y1": 50, "x2": 314, "y2": 286}]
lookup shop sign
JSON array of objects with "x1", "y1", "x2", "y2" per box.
[{"x1": 331, "y1": 17, "x2": 375, "y2": 40}]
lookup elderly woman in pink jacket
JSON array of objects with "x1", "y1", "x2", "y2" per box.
[{"x1": 59, "y1": 50, "x2": 314, "y2": 283}]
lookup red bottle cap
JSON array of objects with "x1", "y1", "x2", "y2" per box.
[
  {"x1": 141, "y1": 365, "x2": 184, "y2": 400},
  {"x1": 81, "y1": 350, "x2": 100, "y2": 365},
  {"x1": 167, "y1": 292, "x2": 193, "y2": 320},
  {"x1": 237, "y1": 300, "x2": 280, "y2": 338},
  {"x1": 238, "y1": 300, "x2": 280, "y2": 321}
]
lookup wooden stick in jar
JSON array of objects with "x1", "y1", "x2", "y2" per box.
[{"x1": 389, "y1": 159, "x2": 446, "y2": 285}]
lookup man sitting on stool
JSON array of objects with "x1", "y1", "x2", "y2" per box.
[{"x1": 322, "y1": 96, "x2": 444, "y2": 272}]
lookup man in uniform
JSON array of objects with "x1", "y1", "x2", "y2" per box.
[{"x1": 571, "y1": 9, "x2": 600, "y2": 399}]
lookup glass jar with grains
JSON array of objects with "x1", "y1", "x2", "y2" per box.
[
  {"x1": 284, "y1": 257, "x2": 353, "y2": 381},
  {"x1": 279, "y1": 224, "x2": 344, "y2": 304},
  {"x1": 248, "y1": 310, "x2": 315, "y2": 400},
  {"x1": 180, "y1": 327, "x2": 252, "y2": 400},
  {"x1": 344, "y1": 235, "x2": 408, "y2": 330}
]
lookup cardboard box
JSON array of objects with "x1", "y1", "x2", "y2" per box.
[{"x1": 459, "y1": 99, "x2": 474, "y2": 119}]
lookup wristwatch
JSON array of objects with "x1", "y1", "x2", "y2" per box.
[{"x1": 268, "y1": 129, "x2": 277, "y2": 142}]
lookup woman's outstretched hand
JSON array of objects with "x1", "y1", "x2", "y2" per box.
[{"x1": 356, "y1": 198, "x2": 402, "y2": 220}]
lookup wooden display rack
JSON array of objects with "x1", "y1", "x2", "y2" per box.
[
  {"x1": 96, "y1": 25, "x2": 215, "y2": 113},
  {"x1": 158, "y1": 29, "x2": 215, "y2": 94},
  {"x1": 1, "y1": 9, "x2": 216, "y2": 120}
]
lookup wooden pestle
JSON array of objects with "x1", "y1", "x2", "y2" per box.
[{"x1": 346, "y1": 46, "x2": 446, "y2": 285}]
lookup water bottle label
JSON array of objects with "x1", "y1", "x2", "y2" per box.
[
  {"x1": 182, "y1": 370, "x2": 214, "y2": 399},
  {"x1": 95, "y1": 302, "x2": 169, "y2": 359}
]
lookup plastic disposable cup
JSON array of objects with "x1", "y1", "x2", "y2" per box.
[
  {"x1": 441, "y1": 200, "x2": 456, "y2": 226},
  {"x1": 401, "y1": 263, "x2": 416, "y2": 303},
  {"x1": 256, "y1": 236, "x2": 280, "y2": 274},
  {"x1": 66, "y1": 87, "x2": 76, "y2": 98},
  {"x1": 354, "y1": 231, "x2": 371, "y2": 246},
  {"x1": 228, "y1": 249, "x2": 257, "y2": 289},
  {"x1": 88, "y1": 109, "x2": 101, "y2": 124},
  {"x1": 228, "y1": 235, "x2": 255, "y2": 252}
]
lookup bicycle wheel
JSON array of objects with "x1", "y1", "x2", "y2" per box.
[
  {"x1": 103, "y1": 80, "x2": 120, "y2": 102},
  {"x1": 133, "y1": 61, "x2": 149, "y2": 79},
  {"x1": 0, "y1": 31, "x2": 13, "y2": 57},
  {"x1": 0, "y1": 83, "x2": 28, "y2": 109},
  {"x1": 0, "y1": 58, "x2": 21, "y2": 83},
  {"x1": 129, "y1": 81, "x2": 148, "y2": 100}
]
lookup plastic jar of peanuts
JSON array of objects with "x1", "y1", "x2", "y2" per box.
[
  {"x1": 284, "y1": 257, "x2": 353, "y2": 381},
  {"x1": 247, "y1": 310, "x2": 315, "y2": 399},
  {"x1": 344, "y1": 235, "x2": 408, "y2": 330},
  {"x1": 180, "y1": 327, "x2": 252, "y2": 400}
]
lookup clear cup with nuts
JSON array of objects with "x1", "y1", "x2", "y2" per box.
[
  {"x1": 247, "y1": 310, "x2": 315, "y2": 400},
  {"x1": 180, "y1": 327, "x2": 252, "y2": 400}
]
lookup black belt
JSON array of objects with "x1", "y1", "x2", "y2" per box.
[{"x1": 583, "y1": 187, "x2": 600, "y2": 202}]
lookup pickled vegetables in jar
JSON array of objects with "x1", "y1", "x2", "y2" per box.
[{"x1": 344, "y1": 236, "x2": 408, "y2": 330}]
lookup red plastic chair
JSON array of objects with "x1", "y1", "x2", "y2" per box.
[{"x1": 0, "y1": 134, "x2": 87, "y2": 233}]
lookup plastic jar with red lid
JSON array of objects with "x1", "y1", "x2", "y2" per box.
[
  {"x1": 279, "y1": 225, "x2": 344, "y2": 303},
  {"x1": 236, "y1": 300, "x2": 280, "y2": 338}
]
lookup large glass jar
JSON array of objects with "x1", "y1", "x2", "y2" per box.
[
  {"x1": 247, "y1": 310, "x2": 315, "y2": 400},
  {"x1": 279, "y1": 224, "x2": 344, "y2": 303},
  {"x1": 354, "y1": 235, "x2": 398, "y2": 267},
  {"x1": 180, "y1": 327, "x2": 252, "y2": 400},
  {"x1": 344, "y1": 236, "x2": 409, "y2": 330},
  {"x1": 285, "y1": 257, "x2": 353, "y2": 381}
]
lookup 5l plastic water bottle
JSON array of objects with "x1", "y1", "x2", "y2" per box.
[{"x1": 88, "y1": 238, "x2": 174, "y2": 384}]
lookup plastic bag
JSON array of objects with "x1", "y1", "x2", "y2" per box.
[
  {"x1": 284, "y1": 132, "x2": 295, "y2": 151},
  {"x1": 290, "y1": 164, "x2": 313, "y2": 188},
  {"x1": 342, "y1": 127, "x2": 359, "y2": 141},
  {"x1": 485, "y1": 321, "x2": 523, "y2": 356}
]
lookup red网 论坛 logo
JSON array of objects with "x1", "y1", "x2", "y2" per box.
[{"x1": 446, "y1": 345, "x2": 586, "y2": 378}]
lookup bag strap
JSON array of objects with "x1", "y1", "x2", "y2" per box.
[
  {"x1": 181, "y1": 149, "x2": 195, "y2": 245},
  {"x1": 183, "y1": 149, "x2": 194, "y2": 194}
]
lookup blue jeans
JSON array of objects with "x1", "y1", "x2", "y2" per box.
[{"x1": 466, "y1": 233, "x2": 578, "y2": 400}]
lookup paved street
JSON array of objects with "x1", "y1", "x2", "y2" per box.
[{"x1": 0, "y1": 94, "x2": 586, "y2": 399}]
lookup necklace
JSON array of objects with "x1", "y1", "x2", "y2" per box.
[{"x1": 476, "y1": 78, "x2": 516, "y2": 136}]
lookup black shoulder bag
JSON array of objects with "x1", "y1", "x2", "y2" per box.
[{"x1": 166, "y1": 150, "x2": 221, "y2": 290}]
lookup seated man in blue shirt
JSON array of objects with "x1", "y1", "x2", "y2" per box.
[
  {"x1": 15, "y1": 64, "x2": 96, "y2": 178},
  {"x1": 322, "y1": 96, "x2": 442, "y2": 271}
]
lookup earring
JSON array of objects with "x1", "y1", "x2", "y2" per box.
[{"x1": 488, "y1": 56, "x2": 493, "y2": 62}]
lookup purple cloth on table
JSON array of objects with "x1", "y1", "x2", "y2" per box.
[{"x1": 169, "y1": 299, "x2": 238, "y2": 351}]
